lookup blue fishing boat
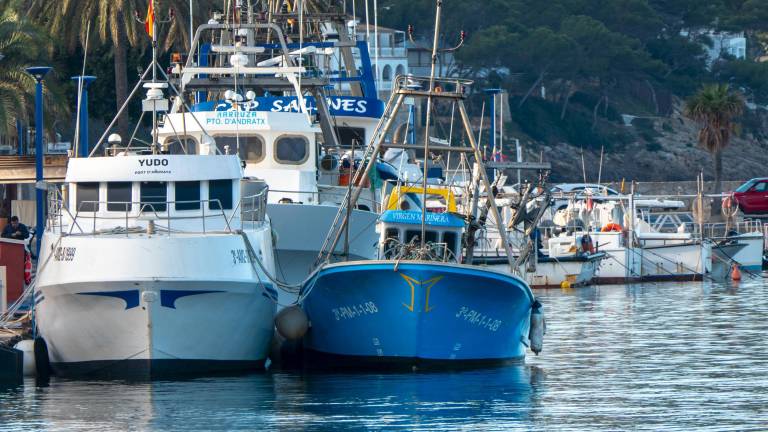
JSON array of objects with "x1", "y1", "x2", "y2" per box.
[
  {"x1": 300, "y1": 187, "x2": 543, "y2": 367},
  {"x1": 299, "y1": 0, "x2": 544, "y2": 368}
]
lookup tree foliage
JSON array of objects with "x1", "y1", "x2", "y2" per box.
[
  {"x1": 684, "y1": 84, "x2": 745, "y2": 193},
  {"x1": 381, "y1": 0, "x2": 768, "y2": 151}
]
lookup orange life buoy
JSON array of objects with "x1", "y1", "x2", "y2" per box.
[{"x1": 601, "y1": 223, "x2": 622, "y2": 232}]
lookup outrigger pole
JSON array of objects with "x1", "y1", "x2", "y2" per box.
[{"x1": 317, "y1": 0, "x2": 517, "y2": 273}]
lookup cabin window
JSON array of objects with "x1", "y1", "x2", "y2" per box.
[
  {"x1": 214, "y1": 135, "x2": 265, "y2": 162},
  {"x1": 385, "y1": 228, "x2": 400, "y2": 242},
  {"x1": 175, "y1": 181, "x2": 200, "y2": 210},
  {"x1": 405, "y1": 230, "x2": 421, "y2": 244},
  {"x1": 424, "y1": 230, "x2": 438, "y2": 244},
  {"x1": 107, "y1": 182, "x2": 132, "y2": 212},
  {"x1": 383, "y1": 228, "x2": 401, "y2": 258},
  {"x1": 334, "y1": 127, "x2": 366, "y2": 148},
  {"x1": 275, "y1": 135, "x2": 309, "y2": 164},
  {"x1": 76, "y1": 182, "x2": 99, "y2": 212},
  {"x1": 140, "y1": 182, "x2": 167, "y2": 212},
  {"x1": 209, "y1": 179, "x2": 233, "y2": 210},
  {"x1": 443, "y1": 231, "x2": 458, "y2": 256},
  {"x1": 165, "y1": 136, "x2": 198, "y2": 155}
]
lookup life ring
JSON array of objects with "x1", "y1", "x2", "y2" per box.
[
  {"x1": 722, "y1": 194, "x2": 739, "y2": 218},
  {"x1": 601, "y1": 223, "x2": 622, "y2": 232}
]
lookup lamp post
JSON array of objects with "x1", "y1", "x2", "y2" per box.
[
  {"x1": 26, "y1": 66, "x2": 51, "y2": 257},
  {"x1": 484, "y1": 88, "x2": 502, "y2": 182},
  {"x1": 71, "y1": 76, "x2": 97, "y2": 157},
  {"x1": 484, "y1": 88, "x2": 502, "y2": 158}
]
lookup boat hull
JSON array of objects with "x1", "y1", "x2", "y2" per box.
[
  {"x1": 301, "y1": 261, "x2": 535, "y2": 366},
  {"x1": 476, "y1": 253, "x2": 605, "y2": 288},
  {"x1": 268, "y1": 203, "x2": 379, "y2": 293},
  {"x1": 35, "y1": 232, "x2": 277, "y2": 379}
]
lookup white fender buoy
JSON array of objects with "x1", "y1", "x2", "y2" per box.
[
  {"x1": 275, "y1": 306, "x2": 309, "y2": 340},
  {"x1": 529, "y1": 300, "x2": 545, "y2": 355},
  {"x1": 13, "y1": 340, "x2": 36, "y2": 377}
]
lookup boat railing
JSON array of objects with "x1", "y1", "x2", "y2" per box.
[
  {"x1": 233, "y1": 187, "x2": 269, "y2": 232},
  {"x1": 393, "y1": 74, "x2": 473, "y2": 97},
  {"x1": 47, "y1": 187, "x2": 270, "y2": 236},
  {"x1": 701, "y1": 219, "x2": 765, "y2": 240},
  {"x1": 64, "y1": 199, "x2": 233, "y2": 236},
  {"x1": 269, "y1": 188, "x2": 378, "y2": 211}
]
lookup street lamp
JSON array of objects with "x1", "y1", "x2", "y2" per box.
[{"x1": 25, "y1": 66, "x2": 52, "y2": 257}]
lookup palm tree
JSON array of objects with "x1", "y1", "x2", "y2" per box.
[
  {"x1": 26, "y1": 0, "x2": 145, "y2": 138},
  {"x1": 684, "y1": 84, "x2": 745, "y2": 200},
  {"x1": 0, "y1": 9, "x2": 47, "y2": 134},
  {"x1": 25, "y1": 0, "x2": 214, "y2": 138}
]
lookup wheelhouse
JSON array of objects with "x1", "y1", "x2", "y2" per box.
[
  {"x1": 377, "y1": 210, "x2": 464, "y2": 262},
  {"x1": 50, "y1": 154, "x2": 267, "y2": 235}
]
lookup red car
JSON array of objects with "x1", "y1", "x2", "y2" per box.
[{"x1": 733, "y1": 178, "x2": 768, "y2": 214}]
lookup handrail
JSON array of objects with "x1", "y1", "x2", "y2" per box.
[
  {"x1": 269, "y1": 187, "x2": 378, "y2": 208},
  {"x1": 46, "y1": 190, "x2": 269, "y2": 236},
  {"x1": 394, "y1": 74, "x2": 473, "y2": 96}
]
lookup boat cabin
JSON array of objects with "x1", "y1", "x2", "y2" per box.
[
  {"x1": 378, "y1": 210, "x2": 465, "y2": 261},
  {"x1": 51, "y1": 154, "x2": 266, "y2": 235},
  {"x1": 383, "y1": 184, "x2": 458, "y2": 213}
]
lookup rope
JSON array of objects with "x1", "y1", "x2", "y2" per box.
[
  {"x1": 239, "y1": 231, "x2": 324, "y2": 298},
  {"x1": 710, "y1": 239, "x2": 767, "y2": 279}
]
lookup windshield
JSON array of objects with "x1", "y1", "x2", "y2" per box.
[{"x1": 736, "y1": 180, "x2": 756, "y2": 193}]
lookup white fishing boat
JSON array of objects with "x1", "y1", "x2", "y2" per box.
[
  {"x1": 34, "y1": 13, "x2": 279, "y2": 378},
  {"x1": 157, "y1": 18, "x2": 387, "y2": 289},
  {"x1": 35, "y1": 153, "x2": 278, "y2": 378},
  {"x1": 468, "y1": 183, "x2": 605, "y2": 288},
  {"x1": 552, "y1": 197, "x2": 709, "y2": 283}
]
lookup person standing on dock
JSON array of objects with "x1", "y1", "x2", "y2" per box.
[{"x1": 2, "y1": 216, "x2": 29, "y2": 241}]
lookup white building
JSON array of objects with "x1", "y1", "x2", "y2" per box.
[
  {"x1": 353, "y1": 23, "x2": 409, "y2": 99},
  {"x1": 406, "y1": 39, "x2": 457, "y2": 78},
  {"x1": 682, "y1": 29, "x2": 747, "y2": 67}
]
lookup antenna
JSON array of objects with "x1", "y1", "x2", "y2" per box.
[{"x1": 135, "y1": 3, "x2": 174, "y2": 153}]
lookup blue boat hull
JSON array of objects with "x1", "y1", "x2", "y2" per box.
[{"x1": 301, "y1": 261, "x2": 536, "y2": 365}]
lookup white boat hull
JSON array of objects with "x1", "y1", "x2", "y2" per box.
[
  {"x1": 730, "y1": 232, "x2": 764, "y2": 271},
  {"x1": 268, "y1": 203, "x2": 379, "y2": 301},
  {"x1": 479, "y1": 254, "x2": 603, "y2": 288},
  {"x1": 35, "y1": 232, "x2": 277, "y2": 378}
]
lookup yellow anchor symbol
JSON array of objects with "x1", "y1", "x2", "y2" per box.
[{"x1": 400, "y1": 274, "x2": 443, "y2": 313}]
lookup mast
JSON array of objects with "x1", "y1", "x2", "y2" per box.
[
  {"x1": 419, "y1": 0, "x2": 443, "y2": 248},
  {"x1": 152, "y1": 3, "x2": 158, "y2": 153},
  {"x1": 315, "y1": 0, "x2": 517, "y2": 271}
]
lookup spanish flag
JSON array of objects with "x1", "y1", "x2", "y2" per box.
[{"x1": 145, "y1": 0, "x2": 155, "y2": 38}]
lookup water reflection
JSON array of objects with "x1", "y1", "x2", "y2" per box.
[
  {"x1": 0, "y1": 367, "x2": 537, "y2": 431},
  {"x1": 1, "y1": 279, "x2": 768, "y2": 430}
]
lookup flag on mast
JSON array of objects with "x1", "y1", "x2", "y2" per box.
[{"x1": 145, "y1": 0, "x2": 155, "y2": 38}]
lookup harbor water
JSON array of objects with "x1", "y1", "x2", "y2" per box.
[{"x1": 2, "y1": 278, "x2": 767, "y2": 431}]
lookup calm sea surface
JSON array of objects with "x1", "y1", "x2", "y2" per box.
[{"x1": 2, "y1": 278, "x2": 767, "y2": 431}]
